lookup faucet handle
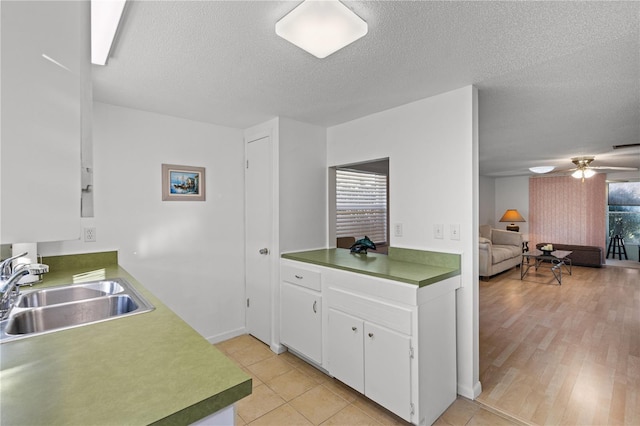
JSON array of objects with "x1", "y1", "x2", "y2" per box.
[{"x1": 0, "y1": 252, "x2": 29, "y2": 278}]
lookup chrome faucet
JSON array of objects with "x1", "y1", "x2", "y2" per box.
[
  {"x1": 0, "y1": 251, "x2": 28, "y2": 279},
  {"x1": 0, "y1": 263, "x2": 49, "y2": 320}
]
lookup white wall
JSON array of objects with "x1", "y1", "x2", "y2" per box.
[
  {"x1": 39, "y1": 102, "x2": 246, "y2": 343},
  {"x1": 495, "y1": 176, "x2": 529, "y2": 237},
  {"x1": 478, "y1": 176, "x2": 496, "y2": 227},
  {"x1": 327, "y1": 86, "x2": 481, "y2": 399},
  {"x1": 279, "y1": 117, "x2": 327, "y2": 253}
]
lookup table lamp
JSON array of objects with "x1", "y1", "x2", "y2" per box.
[{"x1": 499, "y1": 209, "x2": 526, "y2": 232}]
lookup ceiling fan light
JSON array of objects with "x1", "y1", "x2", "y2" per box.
[
  {"x1": 572, "y1": 170, "x2": 584, "y2": 179},
  {"x1": 275, "y1": 0, "x2": 368, "y2": 59},
  {"x1": 529, "y1": 166, "x2": 555, "y2": 174},
  {"x1": 583, "y1": 169, "x2": 596, "y2": 178}
]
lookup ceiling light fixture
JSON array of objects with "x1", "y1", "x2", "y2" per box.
[
  {"x1": 91, "y1": 0, "x2": 127, "y2": 65},
  {"x1": 572, "y1": 168, "x2": 596, "y2": 180},
  {"x1": 275, "y1": 0, "x2": 368, "y2": 59},
  {"x1": 529, "y1": 166, "x2": 555, "y2": 174}
]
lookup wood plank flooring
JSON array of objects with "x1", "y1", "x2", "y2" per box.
[{"x1": 478, "y1": 264, "x2": 640, "y2": 425}]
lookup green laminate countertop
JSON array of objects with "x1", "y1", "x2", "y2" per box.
[
  {"x1": 0, "y1": 253, "x2": 251, "y2": 425},
  {"x1": 281, "y1": 248, "x2": 460, "y2": 287}
]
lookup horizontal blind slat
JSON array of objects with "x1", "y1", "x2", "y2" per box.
[{"x1": 336, "y1": 169, "x2": 387, "y2": 244}]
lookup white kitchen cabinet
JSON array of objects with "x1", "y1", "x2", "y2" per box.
[
  {"x1": 280, "y1": 263, "x2": 322, "y2": 364},
  {"x1": 325, "y1": 267, "x2": 458, "y2": 426},
  {"x1": 329, "y1": 308, "x2": 412, "y2": 419},
  {"x1": 364, "y1": 321, "x2": 412, "y2": 420},
  {"x1": 327, "y1": 308, "x2": 364, "y2": 393},
  {"x1": 280, "y1": 254, "x2": 460, "y2": 426},
  {"x1": 281, "y1": 282, "x2": 322, "y2": 364},
  {"x1": 1, "y1": 1, "x2": 85, "y2": 243}
]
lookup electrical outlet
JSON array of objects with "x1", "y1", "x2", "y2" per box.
[
  {"x1": 394, "y1": 223, "x2": 403, "y2": 237},
  {"x1": 450, "y1": 224, "x2": 460, "y2": 240},
  {"x1": 434, "y1": 224, "x2": 444, "y2": 239},
  {"x1": 84, "y1": 227, "x2": 96, "y2": 242}
]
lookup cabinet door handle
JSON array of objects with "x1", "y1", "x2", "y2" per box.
[
  {"x1": 294, "y1": 274, "x2": 303, "y2": 279},
  {"x1": 312, "y1": 300, "x2": 317, "y2": 313},
  {"x1": 352, "y1": 326, "x2": 358, "y2": 332},
  {"x1": 368, "y1": 333, "x2": 374, "y2": 338}
]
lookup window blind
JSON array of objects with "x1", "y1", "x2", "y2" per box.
[{"x1": 336, "y1": 169, "x2": 387, "y2": 244}]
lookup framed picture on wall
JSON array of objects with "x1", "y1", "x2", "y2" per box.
[{"x1": 161, "y1": 164, "x2": 206, "y2": 201}]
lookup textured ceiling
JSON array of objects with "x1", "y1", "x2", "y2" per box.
[{"x1": 93, "y1": 1, "x2": 640, "y2": 177}]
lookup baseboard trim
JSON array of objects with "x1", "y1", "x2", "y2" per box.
[
  {"x1": 270, "y1": 342, "x2": 287, "y2": 354},
  {"x1": 457, "y1": 380, "x2": 482, "y2": 400},
  {"x1": 206, "y1": 327, "x2": 246, "y2": 344}
]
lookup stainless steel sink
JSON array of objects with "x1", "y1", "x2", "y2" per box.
[
  {"x1": 6, "y1": 295, "x2": 138, "y2": 335},
  {"x1": 0, "y1": 278, "x2": 154, "y2": 342},
  {"x1": 17, "y1": 280, "x2": 125, "y2": 307}
]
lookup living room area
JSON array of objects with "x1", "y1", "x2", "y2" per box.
[
  {"x1": 480, "y1": 173, "x2": 640, "y2": 268},
  {"x1": 475, "y1": 171, "x2": 639, "y2": 424}
]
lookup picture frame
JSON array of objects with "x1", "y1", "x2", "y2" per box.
[{"x1": 161, "y1": 164, "x2": 206, "y2": 201}]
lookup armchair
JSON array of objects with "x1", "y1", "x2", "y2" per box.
[{"x1": 479, "y1": 225, "x2": 523, "y2": 279}]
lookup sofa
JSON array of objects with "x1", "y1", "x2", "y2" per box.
[
  {"x1": 479, "y1": 225, "x2": 523, "y2": 279},
  {"x1": 535, "y1": 243, "x2": 604, "y2": 267}
]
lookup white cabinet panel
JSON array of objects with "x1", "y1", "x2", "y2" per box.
[
  {"x1": 281, "y1": 282, "x2": 322, "y2": 363},
  {"x1": 281, "y1": 264, "x2": 321, "y2": 291},
  {"x1": 1, "y1": 1, "x2": 84, "y2": 243},
  {"x1": 329, "y1": 308, "x2": 412, "y2": 421},
  {"x1": 364, "y1": 322, "x2": 412, "y2": 421},
  {"x1": 328, "y1": 308, "x2": 364, "y2": 393}
]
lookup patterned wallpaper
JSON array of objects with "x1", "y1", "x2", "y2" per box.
[{"x1": 529, "y1": 174, "x2": 607, "y2": 249}]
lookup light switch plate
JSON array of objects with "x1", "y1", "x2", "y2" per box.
[
  {"x1": 434, "y1": 224, "x2": 444, "y2": 239},
  {"x1": 394, "y1": 223, "x2": 403, "y2": 237},
  {"x1": 450, "y1": 224, "x2": 460, "y2": 240}
]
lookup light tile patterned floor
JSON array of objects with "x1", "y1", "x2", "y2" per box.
[{"x1": 216, "y1": 335, "x2": 521, "y2": 425}]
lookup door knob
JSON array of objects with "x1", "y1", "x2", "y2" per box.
[{"x1": 259, "y1": 248, "x2": 269, "y2": 255}]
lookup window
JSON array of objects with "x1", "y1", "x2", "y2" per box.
[
  {"x1": 336, "y1": 168, "x2": 387, "y2": 244},
  {"x1": 607, "y1": 182, "x2": 640, "y2": 244}
]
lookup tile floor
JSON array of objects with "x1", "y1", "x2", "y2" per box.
[{"x1": 215, "y1": 335, "x2": 522, "y2": 426}]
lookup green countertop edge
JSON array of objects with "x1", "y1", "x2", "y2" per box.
[
  {"x1": 152, "y1": 380, "x2": 252, "y2": 425},
  {"x1": 1, "y1": 252, "x2": 252, "y2": 425},
  {"x1": 281, "y1": 248, "x2": 460, "y2": 287}
]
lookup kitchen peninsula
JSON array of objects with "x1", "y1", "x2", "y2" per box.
[
  {"x1": 0, "y1": 252, "x2": 251, "y2": 425},
  {"x1": 280, "y1": 247, "x2": 461, "y2": 426}
]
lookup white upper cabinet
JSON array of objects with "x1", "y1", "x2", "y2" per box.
[{"x1": 1, "y1": 1, "x2": 86, "y2": 243}]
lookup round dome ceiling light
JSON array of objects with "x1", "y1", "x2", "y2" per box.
[{"x1": 529, "y1": 166, "x2": 555, "y2": 174}]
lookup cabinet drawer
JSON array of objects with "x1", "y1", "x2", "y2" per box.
[
  {"x1": 281, "y1": 264, "x2": 321, "y2": 291},
  {"x1": 328, "y1": 287, "x2": 412, "y2": 335}
]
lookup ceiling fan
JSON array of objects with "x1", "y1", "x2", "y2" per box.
[{"x1": 554, "y1": 156, "x2": 638, "y2": 181}]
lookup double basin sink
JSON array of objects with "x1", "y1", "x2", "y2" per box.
[{"x1": 0, "y1": 278, "x2": 154, "y2": 343}]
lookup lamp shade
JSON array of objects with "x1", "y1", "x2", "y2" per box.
[
  {"x1": 499, "y1": 209, "x2": 525, "y2": 231},
  {"x1": 499, "y1": 209, "x2": 526, "y2": 223}
]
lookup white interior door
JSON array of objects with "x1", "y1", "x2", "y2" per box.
[{"x1": 245, "y1": 136, "x2": 272, "y2": 345}]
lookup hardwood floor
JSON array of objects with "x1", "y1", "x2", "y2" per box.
[{"x1": 478, "y1": 264, "x2": 640, "y2": 425}]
